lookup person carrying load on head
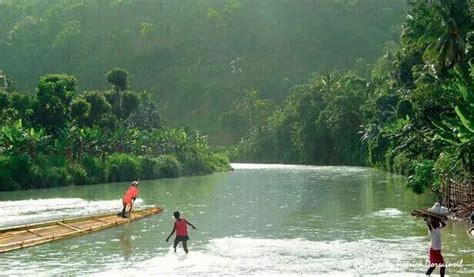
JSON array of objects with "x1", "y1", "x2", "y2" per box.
[
  {"x1": 425, "y1": 216, "x2": 446, "y2": 276},
  {"x1": 120, "y1": 181, "x2": 139, "y2": 218}
]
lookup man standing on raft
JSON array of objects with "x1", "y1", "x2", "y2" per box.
[{"x1": 120, "y1": 181, "x2": 138, "y2": 218}]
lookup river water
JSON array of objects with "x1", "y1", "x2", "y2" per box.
[{"x1": 0, "y1": 164, "x2": 472, "y2": 276}]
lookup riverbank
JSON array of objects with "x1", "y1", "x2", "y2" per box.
[
  {"x1": 227, "y1": 1, "x2": 473, "y2": 203},
  {"x1": 1, "y1": 164, "x2": 472, "y2": 275},
  {"x1": 0, "y1": 152, "x2": 231, "y2": 191},
  {"x1": 449, "y1": 202, "x2": 474, "y2": 221}
]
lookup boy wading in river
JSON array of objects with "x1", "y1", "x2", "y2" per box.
[
  {"x1": 425, "y1": 216, "x2": 446, "y2": 276},
  {"x1": 166, "y1": 211, "x2": 197, "y2": 254}
]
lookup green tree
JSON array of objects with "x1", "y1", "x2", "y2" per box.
[
  {"x1": 71, "y1": 98, "x2": 91, "y2": 126},
  {"x1": 82, "y1": 91, "x2": 112, "y2": 125},
  {"x1": 121, "y1": 91, "x2": 140, "y2": 119},
  {"x1": 424, "y1": 18, "x2": 465, "y2": 72},
  {"x1": 126, "y1": 92, "x2": 162, "y2": 130},
  {"x1": 106, "y1": 68, "x2": 129, "y2": 92},
  {"x1": 139, "y1": 22, "x2": 155, "y2": 40},
  {"x1": 32, "y1": 74, "x2": 76, "y2": 133}
]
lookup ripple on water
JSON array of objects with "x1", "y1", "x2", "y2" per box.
[
  {"x1": 94, "y1": 237, "x2": 427, "y2": 276},
  {"x1": 0, "y1": 198, "x2": 148, "y2": 228},
  {"x1": 230, "y1": 163, "x2": 371, "y2": 173},
  {"x1": 371, "y1": 208, "x2": 404, "y2": 218}
]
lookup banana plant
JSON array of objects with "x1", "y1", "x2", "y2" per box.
[
  {"x1": 105, "y1": 127, "x2": 140, "y2": 153},
  {"x1": 432, "y1": 69, "x2": 474, "y2": 170},
  {"x1": 433, "y1": 73, "x2": 474, "y2": 144},
  {"x1": 0, "y1": 119, "x2": 51, "y2": 158}
]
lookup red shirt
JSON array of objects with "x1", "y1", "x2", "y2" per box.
[
  {"x1": 123, "y1": 186, "x2": 138, "y2": 204},
  {"x1": 175, "y1": 219, "x2": 188, "y2": 236}
]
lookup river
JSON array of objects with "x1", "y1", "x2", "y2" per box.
[{"x1": 0, "y1": 164, "x2": 472, "y2": 276}]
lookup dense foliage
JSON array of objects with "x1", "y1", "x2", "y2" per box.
[
  {"x1": 2, "y1": 0, "x2": 472, "y2": 195},
  {"x1": 0, "y1": 69, "x2": 230, "y2": 191},
  {"x1": 232, "y1": 0, "x2": 474, "y2": 194},
  {"x1": 0, "y1": 0, "x2": 406, "y2": 141}
]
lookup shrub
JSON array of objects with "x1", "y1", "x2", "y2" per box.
[
  {"x1": 140, "y1": 155, "x2": 180, "y2": 180},
  {"x1": 392, "y1": 151, "x2": 414, "y2": 175},
  {"x1": 406, "y1": 160, "x2": 435, "y2": 194},
  {"x1": 48, "y1": 167, "x2": 69, "y2": 187},
  {"x1": 396, "y1": 99, "x2": 413, "y2": 119},
  {"x1": 107, "y1": 153, "x2": 142, "y2": 182},
  {"x1": 156, "y1": 154, "x2": 180, "y2": 178},
  {"x1": 0, "y1": 154, "x2": 33, "y2": 190},
  {"x1": 47, "y1": 155, "x2": 67, "y2": 167},
  {"x1": 67, "y1": 163, "x2": 88, "y2": 186},
  {"x1": 180, "y1": 151, "x2": 213, "y2": 175},
  {"x1": 141, "y1": 156, "x2": 161, "y2": 180},
  {"x1": 81, "y1": 155, "x2": 107, "y2": 184},
  {"x1": 0, "y1": 156, "x2": 20, "y2": 190},
  {"x1": 432, "y1": 151, "x2": 470, "y2": 192},
  {"x1": 207, "y1": 153, "x2": 231, "y2": 172},
  {"x1": 368, "y1": 133, "x2": 390, "y2": 167},
  {"x1": 10, "y1": 155, "x2": 33, "y2": 189},
  {"x1": 32, "y1": 164, "x2": 69, "y2": 188},
  {"x1": 383, "y1": 146, "x2": 395, "y2": 171}
]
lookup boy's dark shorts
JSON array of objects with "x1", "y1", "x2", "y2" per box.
[{"x1": 174, "y1": 235, "x2": 189, "y2": 243}]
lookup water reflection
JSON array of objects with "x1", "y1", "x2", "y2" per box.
[
  {"x1": 0, "y1": 165, "x2": 472, "y2": 275},
  {"x1": 118, "y1": 230, "x2": 132, "y2": 261}
]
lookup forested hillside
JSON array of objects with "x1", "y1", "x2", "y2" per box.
[
  {"x1": 3, "y1": 0, "x2": 469, "y2": 195},
  {"x1": 233, "y1": 0, "x2": 474, "y2": 195},
  {"x1": 0, "y1": 0, "x2": 406, "y2": 140}
]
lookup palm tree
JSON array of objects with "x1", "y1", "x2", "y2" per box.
[
  {"x1": 424, "y1": 18, "x2": 465, "y2": 71},
  {"x1": 420, "y1": 0, "x2": 471, "y2": 72}
]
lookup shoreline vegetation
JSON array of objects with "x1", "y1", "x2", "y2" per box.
[
  {"x1": 0, "y1": 69, "x2": 230, "y2": 191},
  {"x1": 0, "y1": 1, "x2": 471, "y2": 220},
  {"x1": 227, "y1": 0, "x2": 473, "y2": 215}
]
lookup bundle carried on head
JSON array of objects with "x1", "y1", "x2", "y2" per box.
[
  {"x1": 429, "y1": 202, "x2": 448, "y2": 216},
  {"x1": 410, "y1": 202, "x2": 448, "y2": 221}
]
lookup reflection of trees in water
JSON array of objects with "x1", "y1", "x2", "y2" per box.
[
  {"x1": 159, "y1": 173, "x2": 222, "y2": 213},
  {"x1": 119, "y1": 230, "x2": 132, "y2": 261}
]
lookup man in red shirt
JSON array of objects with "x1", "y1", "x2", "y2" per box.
[
  {"x1": 165, "y1": 211, "x2": 197, "y2": 254},
  {"x1": 120, "y1": 181, "x2": 138, "y2": 218}
]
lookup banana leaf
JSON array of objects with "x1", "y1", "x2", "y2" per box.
[
  {"x1": 423, "y1": 34, "x2": 445, "y2": 62},
  {"x1": 457, "y1": 133, "x2": 473, "y2": 143},
  {"x1": 432, "y1": 119, "x2": 459, "y2": 144},
  {"x1": 455, "y1": 104, "x2": 474, "y2": 132},
  {"x1": 433, "y1": 133, "x2": 459, "y2": 145},
  {"x1": 439, "y1": 115, "x2": 472, "y2": 142},
  {"x1": 455, "y1": 82, "x2": 474, "y2": 103}
]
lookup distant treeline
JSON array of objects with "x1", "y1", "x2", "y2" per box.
[
  {"x1": 0, "y1": 0, "x2": 406, "y2": 139},
  {"x1": 230, "y1": 0, "x2": 474, "y2": 195},
  {"x1": 0, "y1": 69, "x2": 230, "y2": 191}
]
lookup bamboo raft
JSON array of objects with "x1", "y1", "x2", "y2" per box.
[{"x1": 0, "y1": 206, "x2": 162, "y2": 253}]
